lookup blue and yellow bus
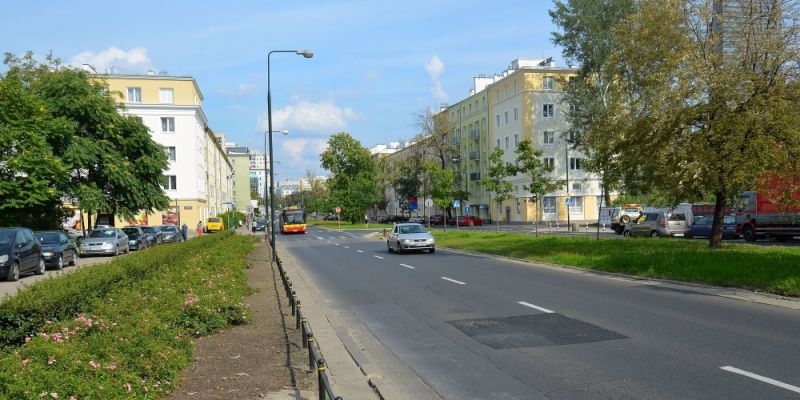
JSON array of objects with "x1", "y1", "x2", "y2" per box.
[{"x1": 280, "y1": 207, "x2": 306, "y2": 234}]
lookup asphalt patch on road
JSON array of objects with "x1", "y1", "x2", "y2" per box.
[{"x1": 449, "y1": 313, "x2": 626, "y2": 349}]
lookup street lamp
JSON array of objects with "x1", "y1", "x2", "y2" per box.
[
  {"x1": 267, "y1": 49, "x2": 313, "y2": 262},
  {"x1": 263, "y1": 130, "x2": 288, "y2": 244}
]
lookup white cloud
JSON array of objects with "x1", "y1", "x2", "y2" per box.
[
  {"x1": 70, "y1": 46, "x2": 152, "y2": 74},
  {"x1": 424, "y1": 56, "x2": 448, "y2": 102},
  {"x1": 259, "y1": 99, "x2": 358, "y2": 133},
  {"x1": 218, "y1": 83, "x2": 258, "y2": 97},
  {"x1": 281, "y1": 138, "x2": 329, "y2": 164}
]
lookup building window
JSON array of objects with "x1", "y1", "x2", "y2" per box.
[
  {"x1": 504, "y1": 136, "x2": 509, "y2": 149},
  {"x1": 482, "y1": 96, "x2": 486, "y2": 107},
  {"x1": 159, "y1": 88, "x2": 174, "y2": 104},
  {"x1": 504, "y1": 86, "x2": 509, "y2": 99},
  {"x1": 570, "y1": 196, "x2": 583, "y2": 213},
  {"x1": 543, "y1": 104, "x2": 554, "y2": 118},
  {"x1": 495, "y1": 114, "x2": 500, "y2": 128},
  {"x1": 127, "y1": 87, "x2": 141, "y2": 103},
  {"x1": 543, "y1": 130, "x2": 555, "y2": 144},
  {"x1": 496, "y1": 139, "x2": 501, "y2": 149},
  {"x1": 570, "y1": 157, "x2": 583, "y2": 170},
  {"x1": 572, "y1": 182, "x2": 581, "y2": 191},
  {"x1": 543, "y1": 76, "x2": 555, "y2": 90},
  {"x1": 495, "y1": 89, "x2": 499, "y2": 104},
  {"x1": 161, "y1": 117, "x2": 175, "y2": 133},
  {"x1": 514, "y1": 134, "x2": 519, "y2": 146},
  {"x1": 544, "y1": 157, "x2": 555, "y2": 168},
  {"x1": 514, "y1": 107, "x2": 519, "y2": 122},
  {"x1": 512, "y1": 80, "x2": 518, "y2": 94},
  {"x1": 165, "y1": 146, "x2": 176, "y2": 161},
  {"x1": 504, "y1": 111, "x2": 509, "y2": 124},
  {"x1": 163, "y1": 175, "x2": 177, "y2": 190},
  {"x1": 543, "y1": 197, "x2": 556, "y2": 214}
]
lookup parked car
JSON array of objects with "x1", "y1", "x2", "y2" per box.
[
  {"x1": 252, "y1": 220, "x2": 267, "y2": 232},
  {"x1": 457, "y1": 216, "x2": 483, "y2": 226},
  {"x1": 141, "y1": 226, "x2": 163, "y2": 245},
  {"x1": 408, "y1": 216, "x2": 425, "y2": 224},
  {"x1": 35, "y1": 230, "x2": 78, "y2": 270},
  {"x1": 623, "y1": 212, "x2": 689, "y2": 238},
  {"x1": 80, "y1": 228, "x2": 130, "y2": 256},
  {"x1": 386, "y1": 223, "x2": 435, "y2": 254},
  {"x1": 65, "y1": 228, "x2": 85, "y2": 241},
  {"x1": 0, "y1": 227, "x2": 45, "y2": 281},
  {"x1": 611, "y1": 204, "x2": 645, "y2": 234},
  {"x1": 205, "y1": 217, "x2": 224, "y2": 233},
  {"x1": 122, "y1": 227, "x2": 150, "y2": 251},
  {"x1": 686, "y1": 215, "x2": 738, "y2": 239},
  {"x1": 429, "y1": 215, "x2": 445, "y2": 225},
  {"x1": 160, "y1": 225, "x2": 181, "y2": 243},
  {"x1": 324, "y1": 214, "x2": 339, "y2": 221}
]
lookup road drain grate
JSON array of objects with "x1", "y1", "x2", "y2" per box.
[{"x1": 448, "y1": 313, "x2": 626, "y2": 349}]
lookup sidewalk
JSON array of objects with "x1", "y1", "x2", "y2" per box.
[{"x1": 167, "y1": 233, "x2": 314, "y2": 400}]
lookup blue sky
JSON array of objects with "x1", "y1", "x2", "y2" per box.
[{"x1": 2, "y1": 0, "x2": 564, "y2": 181}]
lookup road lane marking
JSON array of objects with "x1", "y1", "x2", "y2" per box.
[
  {"x1": 720, "y1": 366, "x2": 800, "y2": 394},
  {"x1": 343, "y1": 246, "x2": 350, "y2": 249},
  {"x1": 334, "y1": 244, "x2": 340, "y2": 246},
  {"x1": 356, "y1": 250, "x2": 364, "y2": 253},
  {"x1": 518, "y1": 301, "x2": 555, "y2": 314},
  {"x1": 374, "y1": 255, "x2": 384, "y2": 260},
  {"x1": 441, "y1": 277, "x2": 466, "y2": 285},
  {"x1": 399, "y1": 263, "x2": 415, "y2": 269}
]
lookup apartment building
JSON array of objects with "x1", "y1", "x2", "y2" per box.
[
  {"x1": 225, "y1": 144, "x2": 252, "y2": 212},
  {"x1": 97, "y1": 73, "x2": 233, "y2": 229}
]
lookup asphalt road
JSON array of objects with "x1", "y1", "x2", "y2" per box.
[{"x1": 282, "y1": 226, "x2": 800, "y2": 400}]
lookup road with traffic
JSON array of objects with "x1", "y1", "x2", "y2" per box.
[{"x1": 280, "y1": 226, "x2": 800, "y2": 399}]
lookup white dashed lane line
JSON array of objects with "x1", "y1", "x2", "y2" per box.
[
  {"x1": 518, "y1": 301, "x2": 555, "y2": 314},
  {"x1": 399, "y1": 263, "x2": 415, "y2": 270},
  {"x1": 356, "y1": 250, "x2": 364, "y2": 253},
  {"x1": 343, "y1": 246, "x2": 350, "y2": 249},
  {"x1": 441, "y1": 277, "x2": 466, "y2": 285},
  {"x1": 721, "y1": 366, "x2": 800, "y2": 394},
  {"x1": 374, "y1": 255, "x2": 384, "y2": 260}
]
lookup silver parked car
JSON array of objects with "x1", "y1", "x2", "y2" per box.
[
  {"x1": 79, "y1": 228, "x2": 129, "y2": 256},
  {"x1": 623, "y1": 212, "x2": 689, "y2": 238},
  {"x1": 387, "y1": 223, "x2": 436, "y2": 254}
]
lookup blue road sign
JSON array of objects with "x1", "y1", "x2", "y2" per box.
[
  {"x1": 452, "y1": 199, "x2": 461, "y2": 208},
  {"x1": 565, "y1": 197, "x2": 575, "y2": 207},
  {"x1": 465, "y1": 206, "x2": 471, "y2": 213}
]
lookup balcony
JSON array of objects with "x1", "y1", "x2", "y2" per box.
[
  {"x1": 469, "y1": 172, "x2": 481, "y2": 181},
  {"x1": 470, "y1": 130, "x2": 480, "y2": 141},
  {"x1": 469, "y1": 151, "x2": 480, "y2": 161}
]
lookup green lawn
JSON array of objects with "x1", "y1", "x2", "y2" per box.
[
  {"x1": 310, "y1": 219, "x2": 395, "y2": 230},
  {"x1": 433, "y1": 230, "x2": 800, "y2": 297}
]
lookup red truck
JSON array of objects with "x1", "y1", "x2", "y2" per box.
[{"x1": 736, "y1": 178, "x2": 800, "y2": 242}]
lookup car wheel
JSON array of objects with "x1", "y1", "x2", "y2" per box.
[
  {"x1": 396, "y1": 243, "x2": 404, "y2": 254},
  {"x1": 54, "y1": 255, "x2": 63, "y2": 270},
  {"x1": 387, "y1": 241, "x2": 393, "y2": 253},
  {"x1": 69, "y1": 252, "x2": 77, "y2": 266},
  {"x1": 6, "y1": 262, "x2": 19, "y2": 282},
  {"x1": 685, "y1": 232, "x2": 693, "y2": 239},
  {"x1": 742, "y1": 225, "x2": 756, "y2": 242},
  {"x1": 621, "y1": 215, "x2": 631, "y2": 224},
  {"x1": 113, "y1": 246, "x2": 119, "y2": 256},
  {"x1": 34, "y1": 258, "x2": 45, "y2": 275},
  {"x1": 623, "y1": 230, "x2": 632, "y2": 237},
  {"x1": 429, "y1": 247, "x2": 435, "y2": 254},
  {"x1": 650, "y1": 231, "x2": 660, "y2": 238}
]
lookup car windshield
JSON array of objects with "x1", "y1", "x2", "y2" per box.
[
  {"x1": 256, "y1": 220, "x2": 266, "y2": 226},
  {"x1": 208, "y1": 218, "x2": 221, "y2": 223},
  {"x1": 142, "y1": 227, "x2": 157, "y2": 234},
  {"x1": 668, "y1": 213, "x2": 686, "y2": 221},
  {"x1": 122, "y1": 229, "x2": 139, "y2": 238},
  {"x1": 88, "y1": 229, "x2": 116, "y2": 238},
  {"x1": 284, "y1": 212, "x2": 305, "y2": 224},
  {"x1": 724, "y1": 215, "x2": 736, "y2": 224},
  {"x1": 399, "y1": 225, "x2": 427, "y2": 234},
  {"x1": 36, "y1": 232, "x2": 61, "y2": 244},
  {"x1": 160, "y1": 226, "x2": 176, "y2": 232},
  {"x1": 0, "y1": 230, "x2": 15, "y2": 245}
]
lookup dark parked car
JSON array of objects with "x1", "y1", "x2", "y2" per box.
[
  {"x1": 429, "y1": 215, "x2": 445, "y2": 225},
  {"x1": 35, "y1": 230, "x2": 77, "y2": 270},
  {"x1": 686, "y1": 215, "x2": 738, "y2": 239},
  {"x1": 0, "y1": 227, "x2": 45, "y2": 281},
  {"x1": 252, "y1": 220, "x2": 267, "y2": 232},
  {"x1": 122, "y1": 227, "x2": 151, "y2": 250},
  {"x1": 141, "y1": 226, "x2": 163, "y2": 245},
  {"x1": 160, "y1": 225, "x2": 181, "y2": 243}
]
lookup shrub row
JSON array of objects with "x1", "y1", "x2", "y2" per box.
[{"x1": 0, "y1": 232, "x2": 256, "y2": 399}]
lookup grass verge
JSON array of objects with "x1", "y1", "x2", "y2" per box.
[
  {"x1": 433, "y1": 230, "x2": 800, "y2": 297},
  {"x1": 0, "y1": 231, "x2": 256, "y2": 399}
]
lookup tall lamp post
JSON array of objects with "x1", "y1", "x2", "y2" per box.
[
  {"x1": 263, "y1": 130, "x2": 288, "y2": 245},
  {"x1": 267, "y1": 49, "x2": 313, "y2": 262}
]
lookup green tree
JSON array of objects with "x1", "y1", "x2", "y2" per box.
[
  {"x1": 423, "y1": 161, "x2": 456, "y2": 230},
  {"x1": 320, "y1": 132, "x2": 379, "y2": 224},
  {"x1": 550, "y1": 0, "x2": 636, "y2": 206},
  {"x1": 610, "y1": 0, "x2": 800, "y2": 248},
  {"x1": 514, "y1": 139, "x2": 565, "y2": 236},
  {"x1": 415, "y1": 109, "x2": 455, "y2": 169},
  {"x1": 394, "y1": 154, "x2": 424, "y2": 211},
  {"x1": 482, "y1": 148, "x2": 516, "y2": 232}
]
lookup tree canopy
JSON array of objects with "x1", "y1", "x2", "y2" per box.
[{"x1": 320, "y1": 132, "x2": 380, "y2": 223}]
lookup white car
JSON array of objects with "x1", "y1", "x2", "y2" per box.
[
  {"x1": 387, "y1": 223, "x2": 435, "y2": 254},
  {"x1": 79, "y1": 228, "x2": 129, "y2": 256}
]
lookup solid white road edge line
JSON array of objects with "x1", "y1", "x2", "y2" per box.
[
  {"x1": 441, "y1": 277, "x2": 466, "y2": 285},
  {"x1": 399, "y1": 263, "x2": 415, "y2": 269},
  {"x1": 518, "y1": 301, "x2": 555, "y2": 314},
  {"x1": 374, "y1": 255, "x2": 384, "y2": 259},
  {"x1": 720, "y1": 366, "x2": 800, "y2": 394}
]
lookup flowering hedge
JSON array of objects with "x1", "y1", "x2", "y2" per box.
[{"x1": 0, "y1": 231, "x2": 256, "y2": 399}]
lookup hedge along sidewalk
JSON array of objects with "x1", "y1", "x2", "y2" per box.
[
  {"x1": 433, "y1": 230, "x2": 800, "y2": 298},
  {"x1": 0, "y1": 232, "x2": 256, "y2": 399}
]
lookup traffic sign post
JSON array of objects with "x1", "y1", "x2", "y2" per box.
[{"x1": 335, "y1": 207, "x2": 341, "y2": 230}]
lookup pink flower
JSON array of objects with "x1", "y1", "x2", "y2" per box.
[
  {"x1": 39, "y1": 392, "x2": 47, "y2": 397},
  {"x1": 21, "y1": 358, "x2": 30, "y2": 366},
  {"x1": 69, "y1": 397, "x2": 77, "y2": 400},
  {"x1": 106, "y1": 363, "x2": 117, "y2": 370},
  {"x1": 49, "y1": 393, "x2": 59, "y2": 399},
  {"x1": 124, "y1": 383, "x2": 132, "y2": 393},
  {"x1": 25, "y1": 336, "x2": 31, "y2": 343},
  {"x1": 88, "y1": 360, "x2": 99, "y2": 369},
  {"x1": 48, "y1": 356, "x2": 56, "y2": 365}
]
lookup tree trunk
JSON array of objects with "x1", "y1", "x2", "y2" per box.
[{"x1": 709, "y1": 190, "x2": 726, "y2": 249}]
